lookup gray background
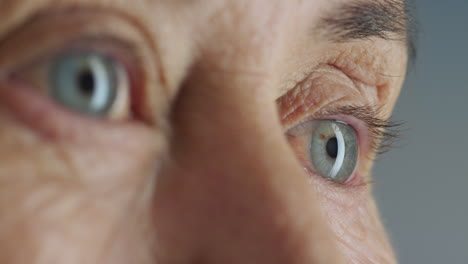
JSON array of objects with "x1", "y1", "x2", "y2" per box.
[{"x1": 374, "y1": 0, "x2": 468, "y2": 263}]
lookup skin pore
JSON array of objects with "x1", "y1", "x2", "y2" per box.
[{"x1": 0, "y1": 0, "x2": 410, "y2": 263}]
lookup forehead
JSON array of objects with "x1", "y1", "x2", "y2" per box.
[
  {"x1": 0, "y1": 0, "x2": 409, "y2": 101},
  {"x1": 0, "y1": 0, "x2": 326, "y2": 36},
  {"x1": 0, "y1": 0, "x2": 323, "y2": 85},
  {"x1": 0, "y1": 0, "x2": 334, "y2": 67},
  {"x1": 0, "y1": 0, "x2": 410, "y2": 47}
]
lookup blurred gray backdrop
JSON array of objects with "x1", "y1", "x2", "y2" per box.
[{"x1": 374, "y1": 0, "x2": 468, "y2": 263}]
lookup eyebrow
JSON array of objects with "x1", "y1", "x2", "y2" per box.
[{"x1": 318, "y1": 0, "x2": 417, "y2": 62}]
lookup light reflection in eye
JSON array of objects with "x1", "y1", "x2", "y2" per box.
[
  {"x1": 50, "y1": 52, "x2": 128, "y2": 117},
  {"x1": 289, "y1": 120, "x2": 359, "y2": 184},
  {"x1": 310, "y1": 120, "x2": 359, "y2": 183}
]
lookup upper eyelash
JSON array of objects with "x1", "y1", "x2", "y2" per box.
[{"x1": 317, "y1": 105, "x2": 404, "y2": 156}]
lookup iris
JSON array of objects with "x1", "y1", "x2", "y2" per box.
[
  {"x1": 309, "y1": 120, "x2": 359, "y2": 183},
  {"x1": 49, "y1": 53, "x2": 119, "y2": 116}
]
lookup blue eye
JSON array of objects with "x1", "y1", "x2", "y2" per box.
[
  {"x1": 49, "y1": 53, "x2": 120, "y2": 116},
  {"x1": 309, "y1": 120, "x2": 359, "y2": 183}
]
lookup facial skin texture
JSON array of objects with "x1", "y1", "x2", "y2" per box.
[{"x1": 0, "y1": 0, "x2": 410, "y2": 263}]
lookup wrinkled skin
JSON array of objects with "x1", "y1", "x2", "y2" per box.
[{"x1": 0, "y1": 0, "x2": 408, "y2": 263}]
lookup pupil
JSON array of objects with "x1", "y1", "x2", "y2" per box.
[
  {"x1": 78, "y1": 69, "x2": 95, "y2": 97},
  {"x1": 326, "y1": 137, "x2": 338, "y2": 159}
]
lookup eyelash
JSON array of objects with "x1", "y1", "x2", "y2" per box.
[
  {"x1": 320, "y1": 105, "x2": 403, "y2": 156},
  {"x1": 286, "y1": 105, "x2": 402, "y2": 187},
  {"x1": 7, "y1": 38, "x2": 147, "y2": 115}
]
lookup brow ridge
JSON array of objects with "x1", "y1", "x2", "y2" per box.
[{"x1": 318, "y1": 0, "x2": 417, "y2": 61}]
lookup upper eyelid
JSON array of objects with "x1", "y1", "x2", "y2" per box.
[
  {"x1": 284, "y1": 104, "x2": 402, "y2": 156},
  {"x1": 287, "y1": 118, "x2": 371, "y2": 188},
  {"x1": 286, "y1": 110, "x2": 369, "y2": 148},
  {"x1": 8, "y1": 37, "x2": 139, "y2": 70},
  {"x1": 284, "y1": 107, "x2": 400, "y2": 188},
  {"x1": 0, "y1": 8, "x2": 171, "y2": 126},
  {"x1": 0, "y1": 7, "x2": 156, "y2": 79},
  {"x1": 277, "y1": 62, "x2": 383, "y2": 127}
]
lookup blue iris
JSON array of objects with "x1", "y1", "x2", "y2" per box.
[
  {"x1": 309, "y1": 120, "x2": 359, "y2": 183},
  {"x1": 50, "y1": 53, "x2": 118, "y2": 116}
]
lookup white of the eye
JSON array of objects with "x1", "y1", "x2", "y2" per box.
[
  {"x1": 329, "y1": 123, "x2": 346, "y2": 178},
  {"x1": 88, "y1": 57, "x2": 111, "y2": 109}
]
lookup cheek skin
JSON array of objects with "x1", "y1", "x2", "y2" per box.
[
  {"x1": 0, "y1": 1, "x2": 405, "y2": 263},
  {"x1": 0, "y1": 83, "x2": 164, "y2": 263},
  {"x1": 313, "y1": 180, "x2": 397, "y2": 264},
  {"x1": 151, "y1": 61, "x2": 349, "y2": 263},
  {"x1": 287, "y1": 129, "x2": 396, "y2": 263},
  {"x1": 285, "y1": 122, "x2": 396, "y2": 263},
  {"x1": 278, "y1": 66, "x2": 397, "y2": 263}
]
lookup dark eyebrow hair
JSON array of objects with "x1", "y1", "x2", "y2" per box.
[{"x1": 318, "y1": 0, "x2": 418, "y2": 63}]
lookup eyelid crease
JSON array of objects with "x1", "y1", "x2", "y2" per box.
[
  {"x1": 285, "y1": 105, "x2": 403, "y2": 188},
  {"x1": 286, "y1": 104, "x2": 403, "y2": 158},
  {"x1": 5, "y1": 39, "x2": 141, "y2": 120},
  {"x1": 0, "y1": 8, "x2": 169, "y2": 127},
  {"x1": 309, "y1": 105, "x2": 403, "y2": 157},
  {"x1": 0, "y1": 10, "x2": 146, "y2": 77}
]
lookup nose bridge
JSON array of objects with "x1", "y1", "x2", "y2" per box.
[{"x1": 154, "y1": 66, "x2": 343, "y2": 263}]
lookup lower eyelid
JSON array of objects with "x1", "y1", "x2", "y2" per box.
[
  {"x1": 299, "y1": 151, "x2": 367, "y2": 188},
  {"x1": 0, "y1": 8, "x2": 165, "y2": 124},
  {"x1": 0, "y1": 79, "x2": 79, "y2": 139},
  {"x1": 286, "y1": 117, "x2": 372, "y2": 187},
  {"x1": 10, "y1": 40, "x2": 154, "y2": 123},
  {"x1": 0, "y1": 78, "x2": 138, "y2": 141}
]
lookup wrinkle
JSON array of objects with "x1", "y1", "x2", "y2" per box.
[
  {"x1": 328, "y1": 200, "x2": 396, "y2": 264},
  {"x1": 278, "y1": 64, "x2": 375, "y2": 128}
]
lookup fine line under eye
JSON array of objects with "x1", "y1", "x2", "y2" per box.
[{"x1": 317, "y1": 105, "x2": 404, "y2": 156}]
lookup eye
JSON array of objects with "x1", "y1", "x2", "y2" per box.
[
  {"x1": 288, "y1": 120, "x2": 359, "y2": 184},
  {"x1": 7, "y1": 46, "x2": 133, "y2": 120},
  {"x1": 309, "y1": 120, "x2": 359, "y2": 183},
  {"x1": 49, "y1": 52, "x2": 127, "y2": 117},
  {"x1": 0, "y1": 13, "x2": 159, "y2": 125}
]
